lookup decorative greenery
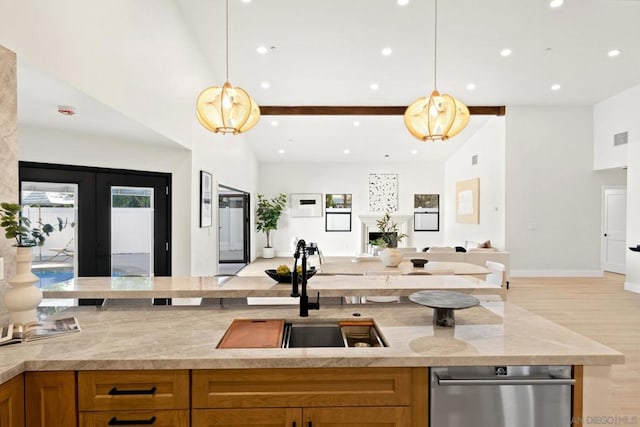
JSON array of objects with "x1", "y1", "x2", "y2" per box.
[
  {"x1": 112, "y1": 195, "x2": 151, "y2": 208},
  {"x1": 374, "y1": 211, "x2": 408, "y2": 248},
  {"x1": 0, "y1": 202, "x2": 69, "y2": 247},
  {"x1": 255, "y1": 193, "x2": 287, "y2": 248}
]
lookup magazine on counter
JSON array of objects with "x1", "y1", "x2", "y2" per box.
[{"x1": 0, "y1": 317, "x2": 81, "y2": 346}]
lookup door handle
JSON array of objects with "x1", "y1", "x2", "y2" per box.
[
  {"x1": 109, "y1": 386, "x2": 157, "y2": 395},
  {"x1": 604, "y1": 233, "x2": 608, "y2": 237},
  {"x1": 109, "y1": 416, "x2": 156, "y2": 425},
  {"x1": 437, "y1": 378, "x2": 575, "y2": 386}
]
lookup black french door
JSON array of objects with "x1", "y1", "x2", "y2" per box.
[{"x1": 19, "y1": 162, "x2": 171, "y2": 277}]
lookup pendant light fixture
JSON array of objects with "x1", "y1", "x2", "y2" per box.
[
  {"x1": 196, "y1": 0, "x2": 260, "y2": 134},
  {"x1": 404, "y1": 0, "x2": 469, "y2": 141}
]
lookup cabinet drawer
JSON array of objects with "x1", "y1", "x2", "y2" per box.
[
  {"x1": 78, "y1": 370, "x2": 189, "y2": 411},
  {"x1": 79, "y1": 409, "x2": 189, "y2": 427},
  {"x1": 192, "y1": 408, "x2": 301, "y2": 426},
  {"x1": 192, "y1": 367, "x2": 412, "y2": 408}
]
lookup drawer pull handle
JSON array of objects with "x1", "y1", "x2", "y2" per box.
[
  {"x1": 108, "y1": 386, "x2": 157, "y2": 396},
  {"x1": 108, "y1": 416, "x2": 156, "y2": 425}
]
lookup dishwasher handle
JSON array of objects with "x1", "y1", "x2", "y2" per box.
[{"x1": 437, "y1": 377, "x2": 575, "y2": 386}]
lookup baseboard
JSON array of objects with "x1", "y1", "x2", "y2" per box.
[
  {"x1": 510, "y1": 270, "x2": 603, "y2": 278},
  {"x1": 624, "y1": 281, "x2": 640, "y2": 294}
]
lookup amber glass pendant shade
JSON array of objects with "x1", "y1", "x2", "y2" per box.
[
  {"x1": 196, "y1": 82, "x2": 260, "y2": 135},
  {"x1": 404, "y1": 90, "x2": 470, "y2": 141}
]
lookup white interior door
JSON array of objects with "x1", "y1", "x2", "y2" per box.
[{"x1": 603, "y1": 187, "x2": 627, "y2": 274}]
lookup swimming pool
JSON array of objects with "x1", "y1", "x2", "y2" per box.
[{"x1": 33, "y1": 269, "x2": 74, "y2": 287}]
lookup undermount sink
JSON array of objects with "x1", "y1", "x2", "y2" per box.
[
  {"x1": 282, "y1": 320, "x2": 387, "y2": 348},
  {"x1": 284, "y1": 322, "x2": 345, "y2": 348},
  {"x1": 218, "y1": 319, "x2": 387, "y2": 349}
]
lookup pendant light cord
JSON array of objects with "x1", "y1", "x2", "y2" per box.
[
  {"x1": 226, "y1": 0, "x2": 229, "y2": 82},
  {"x1": 433, "y1": 0, "x2": 438, "y2": 90}
]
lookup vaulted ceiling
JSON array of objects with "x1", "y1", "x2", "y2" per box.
[{"x1": 14, "y1": 0, "x2": 640, "y2": 163}]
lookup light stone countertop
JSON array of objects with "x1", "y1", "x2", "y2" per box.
[
  {"x1": 0, "y1": 301, "x2": 624, "y2": 385},
  {"x1": 41, "y1": 274, "x2": 505, "y2": 299},
  {"x1": 236, "y1": 256, "x2": 490, "y2": 277}
]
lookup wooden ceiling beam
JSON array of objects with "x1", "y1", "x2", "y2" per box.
[{"x1": 259, "y1": 105, "x2": 506, "y2": 116}]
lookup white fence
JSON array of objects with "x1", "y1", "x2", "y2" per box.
[{"x1": 22, "y1": 206, "x2": 153, "y2": 258}]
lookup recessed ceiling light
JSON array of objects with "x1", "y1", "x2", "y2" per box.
[
  {"x1": 370, "y1": 83, "x2": 379, "y2": 90},
  {"x1": 397, "y1": 0, "x2": 409, "y2": 5},
  {"x1": 549, "y1": 0, "x2": 563, "y2": 8},
  {"x1": 260, "y1": 81, "x2": 270, "y2": 89},
  {"x1": 411, "y1": 149, "x2": 418, "y2": 155},
  {"x1": 608, "y1": 49, "x2": 621, "y2": 57},
  {"x1": 278, "y1": 149, "x2": 285, "y2": 154},
  {"x1": 256, "y1": 46, "x2": 268, "y2": 55},
  {"x1": 500, "y1": 48, "x2": 512, "y2": 57},
  {"x1": 381, "y1": 47, "x2": 392, "y2": 56},
  {"x1": 466, "y1": 83, "x2": 476, "y2": 90},
  {"x1": 353, "y1": 121, "x2": 360, "y2": 127},
  {"x1": 551, "y1": 83, "x2": 561, "y2": 91},
  {"x1": 271, "y1": 120, "x2": 279, "y2": 127},
  {"x1": 344, "y1": 149, "x2": 350, "y2": 154}
]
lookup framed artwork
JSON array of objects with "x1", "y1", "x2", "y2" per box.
[
  {"x1": 414, "y1": 194, "x2": 440, "y2": 231},
  {"x1": 368, "y1": 173, "x2": 398, "y2": 212},
  {"x1": 456, "y1": 178, "x2": 480, "y2": 224},
  {"x1": 290, "y1": 193, "x2": 322, "y2": 217},
  {"x1": 325, "y1": 193, "x2": 352, "y2": 232},
  {"x1": 199, "y1": 170, "x2": 213, "y2": 227}
]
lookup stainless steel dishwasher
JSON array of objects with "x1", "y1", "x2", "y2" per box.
[{"x1": 430, "y1": 365, "x2": 575, "y2": 427}]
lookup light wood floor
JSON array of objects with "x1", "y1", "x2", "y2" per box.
[{"x1": 508, "y1": 273, "x2": 640, "y2": 416}]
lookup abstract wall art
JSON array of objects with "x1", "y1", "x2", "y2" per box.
[{"x1": 368, "y1": 173, "x2": 398, "y2": 212}]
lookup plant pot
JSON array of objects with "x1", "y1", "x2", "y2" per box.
[
  {"x1": 262, "y1": 247, "x2": 275, "y2": 259},
  {"x1": 380, "y1": 248, "x2": 402, "y2": 267},
  {"x1": 5, "y1": 246, "x2": 42, "y2": 323}
]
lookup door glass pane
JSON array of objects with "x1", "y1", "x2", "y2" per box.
[
  {"x1": 218, "y1": 195, "x2": 245, "y2": 262},
  {"x1": 21, "y1": 181, "x2": 78, "y2": 287},
  {"x1": 111, "y1": 186, "x2": 154, "y2": 277}
]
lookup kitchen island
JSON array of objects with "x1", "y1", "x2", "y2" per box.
[
  {"x1": 40, "y1": 273, "x2": 506, "y2": 300},
  {"x1": 0, "y1": 300, "x2": 624, "y2": 426}
]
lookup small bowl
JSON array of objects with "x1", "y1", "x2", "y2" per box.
[
  {"x1": 265, "y1": 267, "x2": 317, "y2": 283},
  {"x1": 410, "y1": 258, "x2": 429, "y2": 268}
]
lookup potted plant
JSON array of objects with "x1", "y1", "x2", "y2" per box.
[
  {"x1": 375, "y1": 212, "x2": 408, "y2": 267},
  {"x1": 255, "y1": 193, "x2": 287, "y2": 259},
  {"x1": 1, "y1": 202, "x2": 68, "y2": 323}
]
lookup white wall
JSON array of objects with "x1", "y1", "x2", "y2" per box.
[
  {"x1": 593, "y1": 84, "x2": 640, "y2": 292},
  {"x1": 626, "y1": 139, "x2": 640, "y2": 292},
  {"x1": 0, "y1": 0, "x2": 216, "y2": 148},
  {"x1": 18, "y1": 125, "x2": 193, "y2": 275},
  {"x1": 444, "y1": 117, "x2": 506, "y2": 249},
  {"x1": 505, "y1": 107, "x2": 627, "y2": 277},
  {"x1": 189, "y1": 129, "x2": 258, "y2": 274},
  {"x1": 593, "y1": 83, "x2": 640, "y2": 170},
  {"x1": 258, "y1": 162, "x2": 445, "y2": 257}
]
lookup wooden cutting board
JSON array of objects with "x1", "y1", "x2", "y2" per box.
[{"x1": 217, "y1": 319, "x2": 285, "y2": 348}]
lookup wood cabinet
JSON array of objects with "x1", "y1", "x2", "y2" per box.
[
  {"x1": 25, "y1": 371, "x2": 77, "y2": 427},
  {"x1": 193, "y1": 407, "x2": 410, "y2": 427},
  {"x1": 11, "y1": 367, "x2": 426, "y2": 427},
  {"x1": 77, "y1": 370, "x2": 190, "y2": 427},
  {"x1": 192, "y1": 367, "x2": 426, "y2": 427},
  {"x1": 0, "y1": 375, "x2": 24, "y2": 427}
]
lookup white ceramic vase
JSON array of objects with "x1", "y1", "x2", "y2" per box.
[
  {"x1": 380, "y1": 248, "x2": 402, "y2": 267},
  {"x1": 262, "y1": 247, "x2": 275, "y2": 259},
  {"x1": 5, "y1": 246, "x2": 41, "y2": 324}
]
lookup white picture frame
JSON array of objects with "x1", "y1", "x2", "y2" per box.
[{"x1": 290, "y1": 193, "x2": 323, "y2": 217}]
